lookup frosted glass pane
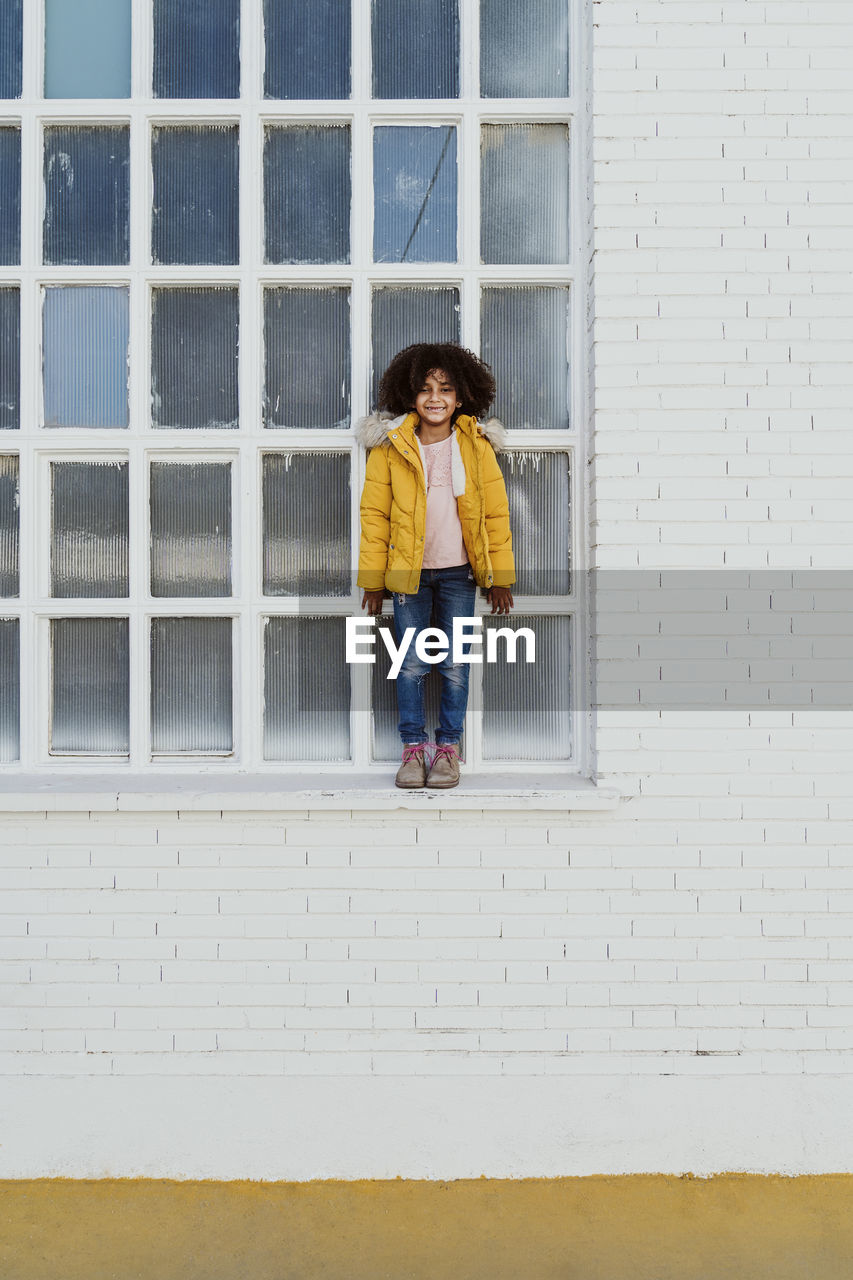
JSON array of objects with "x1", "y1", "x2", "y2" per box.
[
  {"x1": 371, "y1": 637, "x2": 448, "y2": 762},
  {"x1": 481, "y1": 124, "x2": 570, "y2": 264},
  {"x1": 480, "y1": 0, "x2": 569, "y2": 98},
  {"x1": 372, "y1": 0, "x2": 458, "y2": 99},
  {"x1": 481, "y1": 286, "x2": 569, "y2": 430},
  {"x1": 0, "y1": 618, "x2": 19, "y2": 761},
  {"x1": 154, "y1": 0, "x2": 240, "y2": 98},
  {"x1": 264, "y1": 125, "x2": 350, "y2": 265},
  {"x1": 264, "y1": 617, "x2": 350, "y2": 761},
  {"x1": 264, "y1": 0, "x2": 350, "y2": 100},
  {"x1": 152, "y1": 126, "x2": 239, "y2": 266},
  {"x1": 43, "y1": 126, "x2": 129, "y2": 266},
  {"x1": 498, "y1": 452, "x2": 571, "y2": 596},
  {"x1": 151, "y1": 287, "x2": 239, "y2": 430},
  {"x1": 374, "y1": 126, "x2": 457, "y2": 263},
  {"x1": 262, "y1": 453, "x2": 350, "y2": 596},
  {"x1": 0, "y1": 127, "x2": 20, "y2": 264},
  {"x1": 0, "y1": 288, "x2": 19, "y2": 431},
  {"x1": 0, "y1": 0, "x2": 22, "y2": 99},
  {"x1": 482, "y1": 614, "x2": 571, "y2": 760},
  {"x1": 51, "y1": 618, "x2": 129, "y2": 754},
  {"x1": 45, "y1": 0, "x2": 131, "y2": 98},
  {"x1": 371, "y1": 286, "x2": 459, "y2": 407},
  {"x1": 0, "y1": 454, "x2": 19, "y2": 596},
  {"x1": 150, "y1": 462, "x2": 231, "y2": 598},
  {"x1": 43, "y1": 286, "x2": 129, "y2": 429},
  {"x1": 151, "y1": 617, "x2": 232, "y2": 753},
  {"x1": 51, "y1": 461, "x2": 129, "y2": 598},
  {"x1": 263, "y1": 287, "x2": 350, "y2": 430}
]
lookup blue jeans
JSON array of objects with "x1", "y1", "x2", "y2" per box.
[{"x1": 392, "y1": 565, "x2": 477, "y2": 746}]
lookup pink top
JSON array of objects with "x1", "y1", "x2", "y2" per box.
[{"x1": 419, "y1": 435, "x2": 468, "y2": 569}]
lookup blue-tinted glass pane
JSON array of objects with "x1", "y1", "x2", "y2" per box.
[
  {"x1": 481, "y1": 286, "x2": 570, "y2": 431},
  {"x1": 480, "y1": 0, "x2": 569, "y2": 98},
  {"x1": 371, "y1": 286, "x2": 460, "y2": 407},
  {"x1": 0, "y1": 455, "x2": 18, "y2": 597},
  {"x1": 45, "y1": 0, "x2": 131, "y2": 98},
  {"x1": 151, "y1": 287, "x2": 239, "y2": 429},
  {"x1": 0, "y1": 0, "x2": 22, "y2": 99},
  {"x1": 43, "y1": 287, "x2": 129, "y2": 429},
  {"x1": 481, "y1": 124, "x2": 570, "y2": 265},
  {"x1": 264, "y1": 0, "x2": 350, "y2": 100},
  {"x1": 264, "y1": 125, "x2": 350, "y2": 265},
  {"x1": 51, "y1": 618, "x2": 130, "y2": 754},
  {"x1": 262, "y1": 453, "x2": 350, "y2": 595},
  {"x1": 0, "y1": 128, "x2": 19, "y2": 264},
  {"x1": 43, "y1": 125, "x2": 130, "y2": 266},
  {"x1": 51, "y1": 461, "x2": 129, "y2": 598},
  {"x1": 152, "y1": 126, "x2": 239, "y2": 266},
  {"x1": 0, "y1": 289, "x2": 19, "y2": 431},
  {"x1": 0, "y1": 618, "x2": 19, "y2": 761},
  {"x1": 154, "y1": 0, "x2": 240, "y2": 98},
  {"x1": 372, "y1": 0, "x2": 458, "y2": 99},
  {"x1": 264, "y1": 287, "x2": 350, "y2": 430},
  {"x1": 373, "y1": 126, "x2": 456, "y2": 263}
]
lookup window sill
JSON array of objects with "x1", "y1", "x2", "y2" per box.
[{"x1": 0, "y1": 773, "x2": 623, "y2": 814}]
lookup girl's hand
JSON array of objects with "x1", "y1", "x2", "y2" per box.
[
  {"x1": 487, "y1": 586, "x2": 514, "y2": 615},
  {"x1": 361, "y1": 590, "x2": 386, "y2": 616}
]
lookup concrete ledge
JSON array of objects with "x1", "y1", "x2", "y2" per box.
[
  {"x1": 0, "y1": 773, "x2": 622, "y2": 813},
  {"x1": 2, "y1": 1174, "x2": 852, "y2": 1280}
]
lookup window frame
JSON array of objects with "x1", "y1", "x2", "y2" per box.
[{"x1": 0, "y1": 0, "x2": 591, "y2": 778}]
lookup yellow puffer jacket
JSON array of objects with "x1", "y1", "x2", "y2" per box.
[{"x1": 356, "y1": 411, "x2": 515, "y2": 595}]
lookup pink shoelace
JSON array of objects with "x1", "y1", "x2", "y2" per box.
[
  {"x1": 431, "y1": 744, "x2": 459, "y2": 765},
  {"x1": 401, "y1": 744, "x2": 426, "y2": 765}
]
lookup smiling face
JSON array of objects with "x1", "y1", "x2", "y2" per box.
[{"x1": 413, "y1": 368, "x2": 461, "y2": 434}]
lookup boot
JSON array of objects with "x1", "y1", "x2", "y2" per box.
[
  {"x1": 395, "y1": 743, "x2": 427, "y2": 789},
  {"x1": 426, "y1": 743, "x2": 460, "y2": 789}
]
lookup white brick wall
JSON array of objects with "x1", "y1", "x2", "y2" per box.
[{"x1": 3, "y1": 0, "x2": 853, "y2": 1176}]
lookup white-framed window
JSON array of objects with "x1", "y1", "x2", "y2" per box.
[{"x1": 0, "y1": 0, "x2": 588, "y2": 775}]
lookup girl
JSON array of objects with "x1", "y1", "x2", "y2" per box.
[{"x1": 357, "y1": 342, "x2": 515, "y2": 789}]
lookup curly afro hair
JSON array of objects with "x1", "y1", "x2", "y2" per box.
[{"x1": 378, "y1": 342, "x2": 496, "y2": 421}]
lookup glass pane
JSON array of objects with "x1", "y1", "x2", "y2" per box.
[
  {"x1": 264, "y1": 617, "x2": 350, "y2": 761},
  {"x1": 264, "y1": 0, "x2": 350, "y2": 100},
  {"x1": 263, "y1": 287, "x2": 350, "y2": 430},
  {"x1": 44, "y1": 0, "x2": 131, "y2": 98},
  {"x1": 371, "y1": 637, "x2": 449, "y2": 762},
  {"x1": 154, "y1": 0, "x2": 240, "y2": 98},
  {"x1": 150, "y1": 462, "x2": 231, "y2": 598},
  {"x1": 480, "y1": 0, "x2": 569, "y2": 98},
  {"x1": 151, "y1": 617, "x2": 232, "y2": 753},
  {"x1": 43, "y1": 286, "x2": 129, "y2": 429},
  {"x1": 498, "y1": 452, "x2": 570, "y2": 596},
  {"x1": 371, "y1": 286, "x2": 460, "y2": 408},
  {"x1": 262, "y1": 453, "x2": 350, "y2": 596},
  {"x1": 481, "y1": 124, "x2": 570, "y2": 264},
  {"x1": 481, "y1": 286, "x2": 569, "y2": 430},
  {"x1": 0, "y1": 454, "x2": 19, "y2": 596},
  {"x1": 43, "y1": 125, "x2": 129, "y2": 266},
  {"x1": 152, "y1": 125, "x2": 239, "y2": 266},
  {"x1": 372, "y1": 0, "x2": 458, "y2": 99},
  {"x1": 0, "y1": 288, "x2": 19, "y2": 431},
  {"x1": 51, "y1": 617, "x2": 129, "y2": 754},
  {"x1": 482, "y1": 614, "x2": 571, "y2": 760},
  {"x1": 374, "y1": 126, "x2": 456, "y2": 263},
  {"x1": 0, "y1": 0, "x2": 22, "y2": 99},
  {"x1": 0, "y1": 127, "x2": 20, "y2": 264},
  {"x1": 50, "y1": 461, "x2": 129, "y2": 598},
  {"x1": 151, "y1": 287, "x2": 239, "y2": 430},
  {"x1": 0, "y1": 617, "x2": 19, "y2": 761},
  {"x1": 264, "y1": 125, "x2": 350, "y2": 265}
]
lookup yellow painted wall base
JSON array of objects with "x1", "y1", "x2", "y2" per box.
[{"x1": 2, "y1": 1175, "x2": 853, "y2": 1280}]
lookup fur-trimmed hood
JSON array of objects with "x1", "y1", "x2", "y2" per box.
[{"x1": 354, "y1": 411, "x2": 507, "y2": 452}]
